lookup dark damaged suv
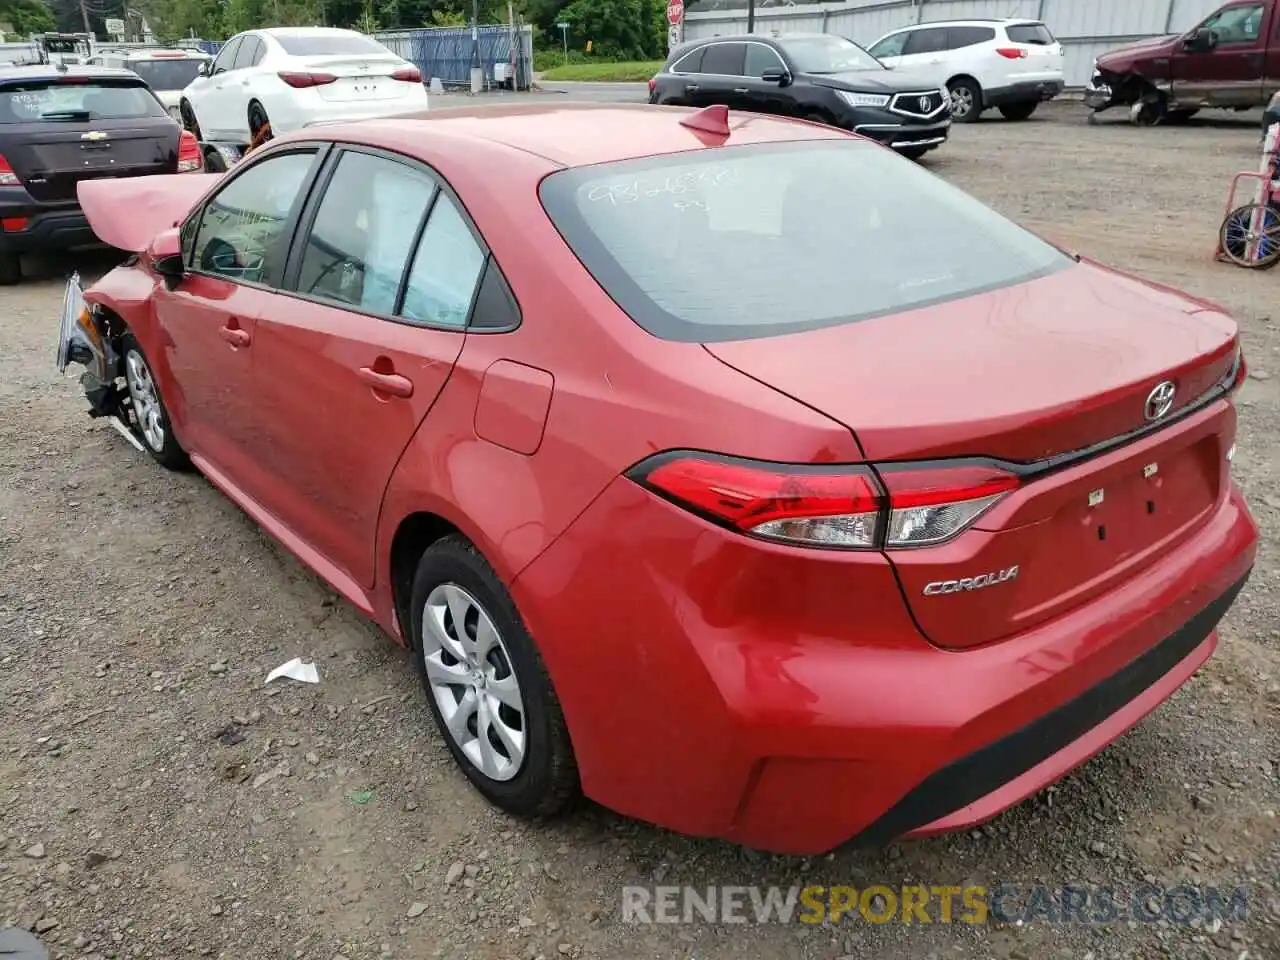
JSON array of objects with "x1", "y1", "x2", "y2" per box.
[
  {"x1": 0, "y1": 64, "x2": 202, "y2": 283},
  {"x1": 648, "y1": 32, "x2": 951, "y2": 160}
]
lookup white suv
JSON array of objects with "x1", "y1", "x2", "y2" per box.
[{"x1": 867, "y1": 19, "x2": 1065, "y2": 123}]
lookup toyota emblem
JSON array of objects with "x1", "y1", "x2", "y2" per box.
[
  {"x1": 1144, "y1": 381, "x2": 1176, "y2": 422},
  {"x1": 919, "y1": 95, "x2": 932, "y2": 111}
]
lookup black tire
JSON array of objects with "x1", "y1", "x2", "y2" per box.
[
  {"x1": 180, "y1": 99, "x2": 202, "y2": 140},
  {"x1": 120, "y1": 333, "x2": 188, "y2": 469},
  {"x1": 1131, "y1": 92, "x2": 1167, "y2": 126},
  {"x1": 247, "y1": 101, "x2": 272, "y2": 147},
  {"x1": 1164, "y1": 108, "x2": 1199, "y2": 124},
  {"x1": 998, "y1": 101, "x2": 1037, "y2": 121},
  {"x1": 897, "y1": 146, "x2": 930, "y2": 161},
  {"x1": 947, "y1": 78, "x2": 983, "y2": 123},
  {"x1": 202, "y1": 147, "x2": 228, "y2": 173},
  {"x1": 409, "y1": 535, "x2": 579, "y2": 818},
  {"x1": 0, "y1": 252, "x2": 20, "y2": 285}
]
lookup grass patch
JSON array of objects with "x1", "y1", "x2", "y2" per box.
[{"x1": 539, "y1": 60, "x2": 664, "y2": 82}]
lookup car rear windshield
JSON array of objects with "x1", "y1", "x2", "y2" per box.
[
  {"x1": 778, "y1": 35, "x2": 882, "y2": 73},
  {"x1": 0, "y1": 80, "x2": 166, "y2": 122},
  {"x1": 130, "y1": 59, "x2": 205, "y2": 91},
  {"x1": 538, "y1": 140, "x2": 1070, "y2": 343},
  {"x1": 1005, "y1": 23, "x2": 1055, "y2": 44},
  {"x1": 274, "y1": 33, "x2": 388, "y2": 56}
]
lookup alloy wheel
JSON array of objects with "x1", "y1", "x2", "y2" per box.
[
  {"x1": 125, "y1": 350, "x2": 165, "y2": 451},
  {"x1": 421, "y1": 583, "x2": 526, "y2": 781},
  {"x1": 949, "y1": 85, "x2": 974, "y2": 120}
]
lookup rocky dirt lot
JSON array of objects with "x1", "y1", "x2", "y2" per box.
[{"x1": 1, "y1": 100, "x2": 1278, "y2": 960}]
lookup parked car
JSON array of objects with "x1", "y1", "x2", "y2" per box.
[
  {"x1": 0, "y1": 63, "x2": 201, "y2": 284},
  {"x1": 648, "y1": 32, "x2": 950, "y2": 159},
  {"x1": 178, "y1": 26, "x2": 427, "y2": 149},
  {"x1": 1087, "y1": 0, "x2": 1276, "y2": 125},
  {"x1": 88, "y1": 48, "x2": 212, "y2": 123},
  {"x1": 59, "y1": 102, "x2": 1257, "y2": 856},
  {"x1": 866, "y1": 18, "x2": 1065, "y2": 123}
]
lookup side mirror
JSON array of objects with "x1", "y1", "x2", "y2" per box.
[
  {"x1": 1185, "y1": 27, "x2": 1217, "y2": 52},
  {"x1": 147, "y1": 227, "x2": 184, "y2": 286},
  {"x1": 761, "y1": 67, "x2": 790, "y2": 85}
]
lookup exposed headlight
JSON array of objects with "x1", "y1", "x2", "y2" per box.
[
  {"x1": 939, "y1": 87, "x2": 950, "y2": 105},
  {"x1": 835, "y1": 91, "x2": 891, "y2": 109}
]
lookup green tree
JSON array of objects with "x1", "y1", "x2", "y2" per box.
[
  {"x1": 558, "y1": 0, "x2": 655, "y2": 59},
  {"x1": 0, "y1": 0, "x2": 56, "y2": 36}
]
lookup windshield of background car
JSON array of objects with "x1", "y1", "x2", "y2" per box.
[
  {"x1": 538, "y1": 140, "x2": 1071, "y2": 342},
  {"x1": 0, "y1": 80, "x2": 166, "y2": 122},
  {"x1": 130, "y1": 59, "x2": 205, "y2": 90},
  {"x1": 274, "y1": 33, "x2": 389, "y2": 56},
  {"x1": 778, "y1": 35, "x2": 882, "y2": 73}
]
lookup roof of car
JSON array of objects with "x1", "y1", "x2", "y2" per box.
[
  {"x1": 882, "y1": 18, "x2": 1045, "y2": 31},
  {"x1": 256, "y1": 26, "x2": 369, "y2": 37},
  {"x1": 0, "y1": 64, "x2": 146, "y2": 83},
  {"x1": 305, "y1": 101, "x2": 849, "y2": 169}
]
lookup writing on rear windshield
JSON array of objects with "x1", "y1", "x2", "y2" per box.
[
  {"x1": 586, "y1": 165, "x2": 739, "y2": 208},
  {"x1": 0, "y1": 83, "x2": 165, "y2": 122}
]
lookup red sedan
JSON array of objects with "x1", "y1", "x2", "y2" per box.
[{"x1": 58, "y1": 102, "x2": 1257, "y2": 855}]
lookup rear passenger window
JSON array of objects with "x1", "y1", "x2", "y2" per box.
[
  {"x1": 294, "y1": 150, "x2": 437, "y2": 313},
  {"x1": 904, "y1": 28, "x2": 948, "y2": 54},
  {"x1": 673, "y1": 47, "x2": 704, "y2": 73},
  {"x1": 400, "y1": 193, "x2": 485, "y2": 328},
  {"x1": 192, "y1": 150, "x2": 316, "y2": 285},
  {"x1": 700, "y1": 42, "x2": 746, "y2": 76},
  {"x1": 948, "y1": 26, "x2": 996, "y2": 48}
]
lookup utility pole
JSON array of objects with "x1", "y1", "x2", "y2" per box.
[
  {"x1": 746, "y1": 0, "x2": 754, "y2": 34},
  {"x1": 79, "y1": 0, "x2": 92, "y2": 36},
  {"x1": 470, "y1": 0, "x2": 482, "y2": 93}
]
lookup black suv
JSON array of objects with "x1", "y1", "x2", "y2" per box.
[
  {"x1": 648, "y1": 32, "x2": 951, "y2": 159},
  {"x1": 0, "y1": 64, "x2": 197, "y2": 283}
]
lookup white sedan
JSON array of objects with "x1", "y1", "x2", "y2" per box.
[{"x1": 179, "y1": 26, "x2": 428, "y2": 147}]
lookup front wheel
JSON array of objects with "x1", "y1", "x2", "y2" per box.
[
  {"x1": 998, "y1": 101, "x2": 1037, "y2": 121},
  {"x1": 897, "y1": 146, "x2": 931, "y2": 161},
  {"x1": 410, "y1": 535, "x2": 580, "y2": 818},
  {"x1": 947, "y1": 78, "x2": 982, "y2": 123},
  {"x1": 121, "y1": 333, "x2": 188, "y2": 469}
]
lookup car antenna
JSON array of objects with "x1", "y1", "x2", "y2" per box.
[{"x1": 679, "y1": 104, "x2": 731, "y2": 139}]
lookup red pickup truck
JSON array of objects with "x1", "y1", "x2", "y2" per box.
[{"x1": 1086, "y1": 0, "x2": 1279, "y2": 125}]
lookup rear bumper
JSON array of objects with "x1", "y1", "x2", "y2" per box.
[
  {"x1": 0, "y1": 206, "x2": 96, "y2": 253},
  {"x1": 271, "y1": 87, "x2": 430, "y2": 134},
  {"x1": 513, "y1": 476, "x2": 1257, "y2": 855},
  {"x1": 985, "y1": 79, "x2": 1065, "y2": 107}
]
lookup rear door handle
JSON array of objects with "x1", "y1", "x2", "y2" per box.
[
  {"x1": 685, "y1": 83, "x2": 699, "y2": 92},
  {"x1": 357, "y1": 366, "x2": 414, "y2": 398},
  {"x1": 733, "y1": 87, "x2": 749, "y2": 94},
  {"x1": 218, "y1": 324, "x2": 250, "y2": 348}
]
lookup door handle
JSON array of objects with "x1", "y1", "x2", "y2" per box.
[
  {"x1": 733, "y1": 87, "x2": 749, "y2": 94},
  {"x1": 357, "y1": 366, "x2": 414, "y2": 398},
  {"x1": 685, "y1": 83, "x2": 700, "y2": 91},
  {"x1": 218, "y1": 324, "x2": 250, "y2": 348}
]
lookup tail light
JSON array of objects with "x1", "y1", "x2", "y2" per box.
[
  {"x1": 177, "y1": 130, "x2": 202, "y2": 172},
  {"x1": 391, "y1": 65, "x2": 422, "y2": 83},
  {"x1": 996, "y1": 47, "x2": 1028, "y2": 59},
  {"x1": 278, "y1": 71, "x2": 337, "y2": 88},
  {"x1": 1, "y1": 217, "x2": 28, "y2": 231},
  {"x1": 648, "y1": 76, "x2": 657, "y2": 95},
  {"x1": 0, "y1": 153, "x2": 20, "y2": 185},
  {"x1": 627, "y1": 452, "x2": 1020, "y2": 550}
]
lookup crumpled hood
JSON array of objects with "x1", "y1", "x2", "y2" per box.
[
  {"x1": 78, "y1": 173, "x2": 220, "y2": 253},
  {"x1": 1097, "y1": 35, "x2": 1179, "y2": 69}
]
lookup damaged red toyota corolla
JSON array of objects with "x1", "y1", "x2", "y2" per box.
[{"x1": 56, "y1": 102, "x2": 1257, "y2": 855}]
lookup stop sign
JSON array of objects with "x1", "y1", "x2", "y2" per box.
[{"x1": 667, "y1": 0, "x2": 684, "y2": 25}]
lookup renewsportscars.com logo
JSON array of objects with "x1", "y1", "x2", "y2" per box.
[{"x1": 621, "y1": 884, "x2": 1251, "y2": 926}]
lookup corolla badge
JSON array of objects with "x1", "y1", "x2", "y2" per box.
[
  {"x1": 1144, "y1": 380, "x2": 1176, "y2": 422},
  {"x1": 923, "y1": 565, "x2": 1019, "y2": 596}
]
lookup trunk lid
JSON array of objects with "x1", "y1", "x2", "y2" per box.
[
  {"x1": 301, "y1": 56, "x2": 409, "y2": 102},
  {"x1": 704, "y1": 260, "x2": 1240, "y2": 649}
]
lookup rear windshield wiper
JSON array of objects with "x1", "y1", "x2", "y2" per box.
[{"x1": 39, "y1": 110, "x2": 93, "y2": 120}]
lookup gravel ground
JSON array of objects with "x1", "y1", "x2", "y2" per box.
[{"x1": 1, "y1": 100, "x2": 1279, "y2": 960}]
